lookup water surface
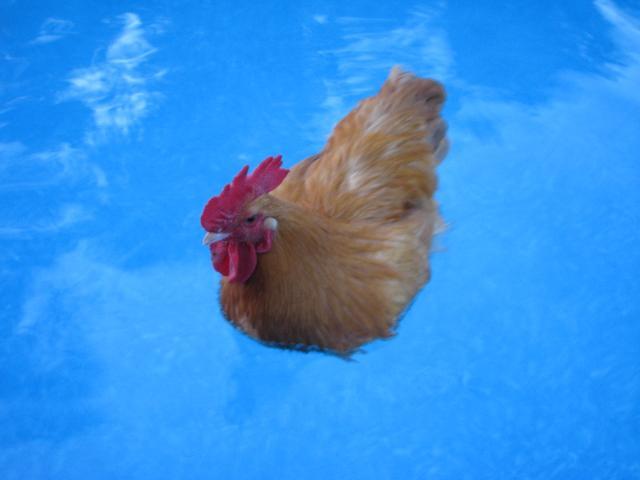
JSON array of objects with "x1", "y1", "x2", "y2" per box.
[{"x1": 1, "y1": 1, "x2": 639, "y2": 478}]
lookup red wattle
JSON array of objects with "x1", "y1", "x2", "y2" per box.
[
  {"x1": 211, "y1": 241, "x2": 230, "y2": 276},
  {"x1": 227, "y1": 241, "x2": 257, "y2": 283},
  {"x1": 210, "y1": 235, "x2": 271, "y2": 283}
]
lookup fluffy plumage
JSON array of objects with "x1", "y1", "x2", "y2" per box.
[{"x1": 201, "y1": 67, "x2": 448, "y2": 354}]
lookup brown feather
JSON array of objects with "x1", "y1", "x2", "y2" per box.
[{"x1": 219, "y1": 67, "x2": 448, "y2": 353}]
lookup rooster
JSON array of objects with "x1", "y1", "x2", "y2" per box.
[{"x1": 201, "y1": 67, "x2": 448, "y2": 354}]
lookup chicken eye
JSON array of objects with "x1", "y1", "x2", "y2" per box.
[{"x1": 244, "y1": 214, "x2": 257, "y2": 224}]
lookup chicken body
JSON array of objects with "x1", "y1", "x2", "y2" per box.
[{"x1": 217, "y1": 68, "x2": 448, "y2": 353}]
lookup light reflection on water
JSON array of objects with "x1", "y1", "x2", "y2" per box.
[{"x1": 1, "y1": 1, "x2": 639, "y2": 478}]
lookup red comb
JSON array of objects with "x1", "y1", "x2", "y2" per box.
[{"x1": 201, "y1": 155, "x2": 288, "y2": 232}]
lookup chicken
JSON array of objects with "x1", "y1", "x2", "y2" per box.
[{"x1": 201, "y1": 67, "x2": 448, "y2": 354}]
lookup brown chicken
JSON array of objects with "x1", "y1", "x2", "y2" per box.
[{"x1": 201, "y1": 67, "x2": 448, "y2": 354}]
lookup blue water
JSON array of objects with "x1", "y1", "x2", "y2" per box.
[{"x1": 1, "y1": 1, "x2": 639, "y2": 478}]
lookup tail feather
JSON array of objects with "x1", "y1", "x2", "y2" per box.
[
  {"x1": 280, "y1": 67, "x2": 448, "y2": 223},
  {"x1": 377, "y1": 68, "x2": 449, "y2": 168}
]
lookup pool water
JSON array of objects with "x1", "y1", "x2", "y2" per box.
[{"x1": 1, "y1": 1, "x2": 639, "y2": 478}]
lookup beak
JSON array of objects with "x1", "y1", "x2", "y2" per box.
[{"x1": 202, "y1": 231, "x2": 230, "y2": 246}]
